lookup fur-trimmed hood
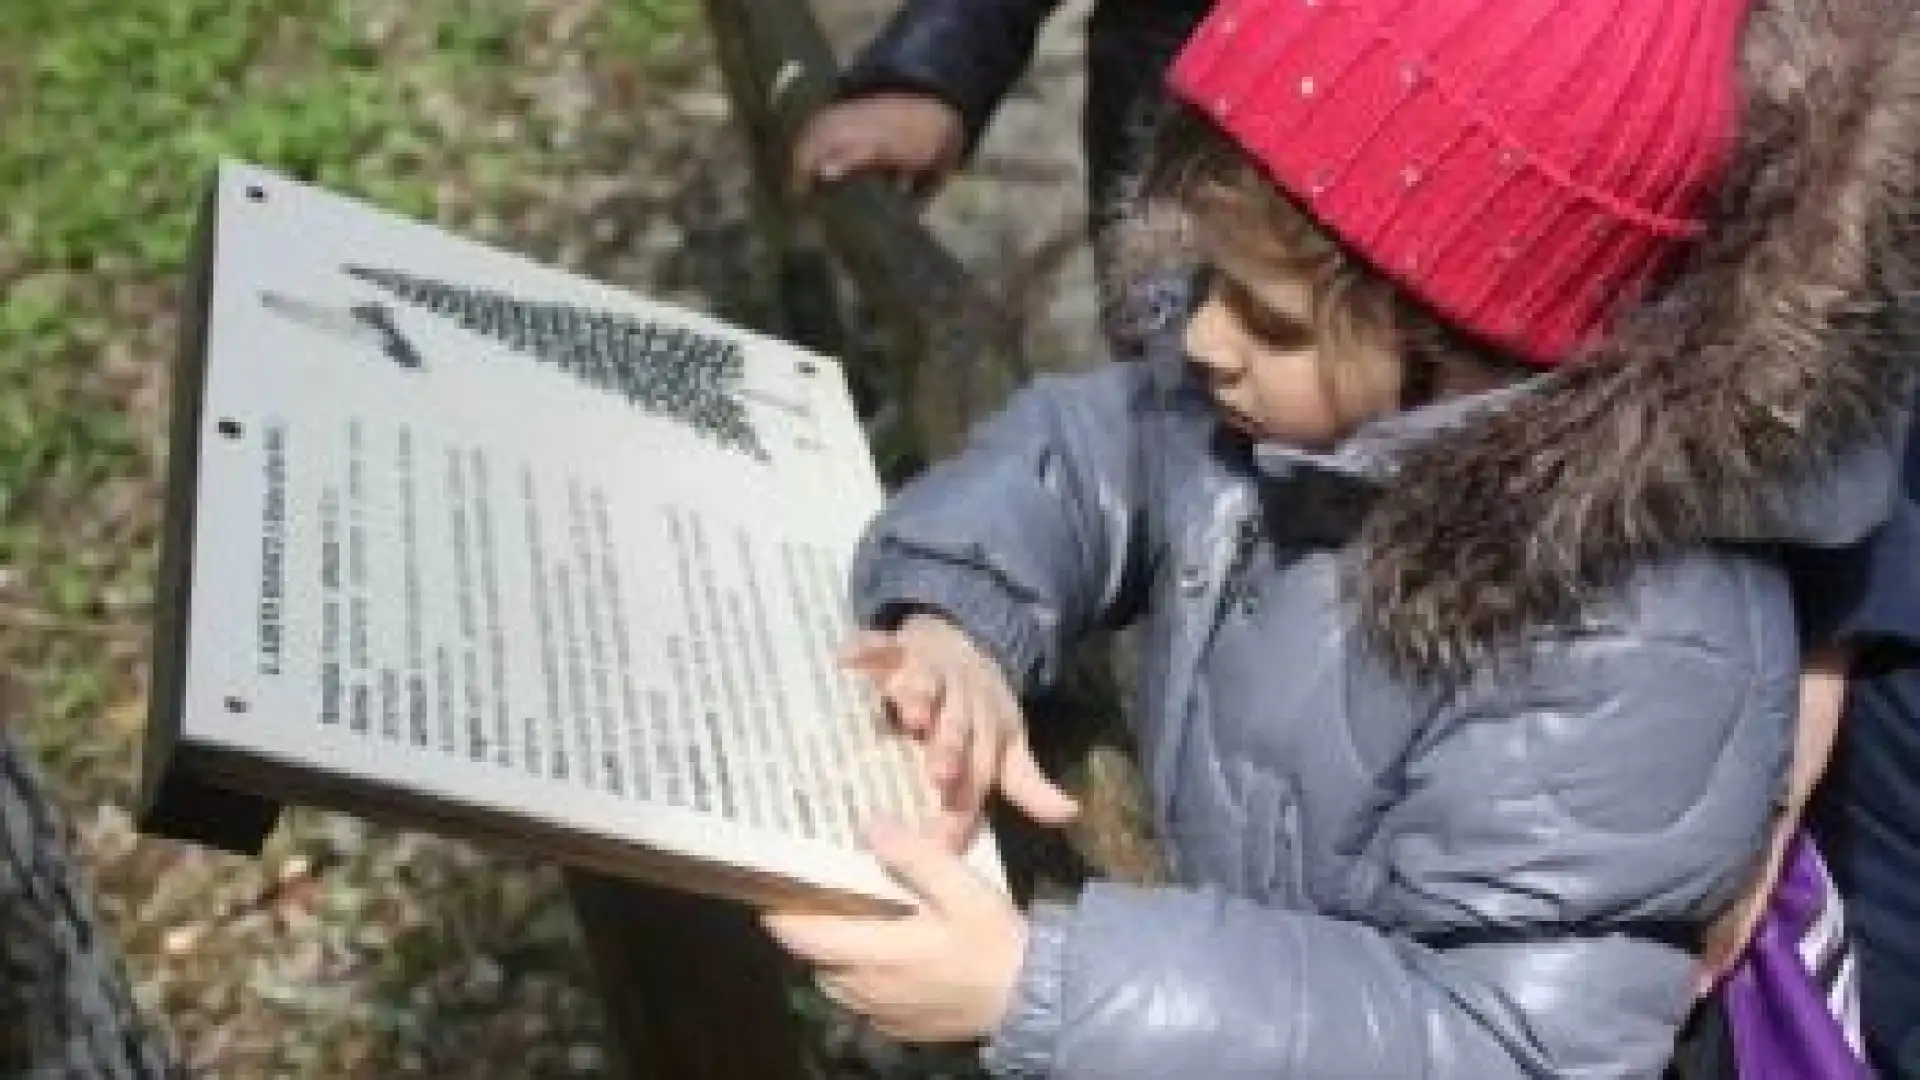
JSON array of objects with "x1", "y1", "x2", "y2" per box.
[{"x1": 1353, "y1": 0, "x2": 1920, "y2": 676}]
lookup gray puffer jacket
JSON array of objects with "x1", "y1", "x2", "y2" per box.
[
  {"x1": 850, "y1": 357, "x2": 1893, "y2": 1079},
  {"x1": 848, "y1": 3, "x2": 1920, "y2": 1072}
]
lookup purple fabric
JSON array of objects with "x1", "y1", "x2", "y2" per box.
[{"x1": 1722, "y1": 833, "x2": 1871, "y2": 1079}]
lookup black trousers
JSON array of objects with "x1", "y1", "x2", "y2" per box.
[{"x1": 1666, "y1": 999, "x2": 1739, "y2": 1080}]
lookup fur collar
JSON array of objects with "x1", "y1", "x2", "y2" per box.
[{"x1": 1353, "y1": 0, "x2": 1920, "y2": 677}]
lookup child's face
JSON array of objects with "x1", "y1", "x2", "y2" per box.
[{"x1": 1182, "y1": 234, "x2": 1396, "y2": 448}]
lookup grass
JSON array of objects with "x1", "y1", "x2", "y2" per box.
[
  {"x1": 0, "y1": 1, "x2": 713, "y2": 1074},
  {"x1": 7, "y1": 0, "x2": 424, "y2": 271},
  {"x1": 0, "y1": 0, "x2": 443, "y2": 628},
  {"x1": 0, "y1": 0, "x2": 700, "y2": 748}
]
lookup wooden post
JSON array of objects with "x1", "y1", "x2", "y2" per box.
[
  {"x1": 565, "y1": 870, "x2": 808, "y2": 1080},
  {"x1": 559, "y1": 8, "x2": 899, "y2": 1078}
]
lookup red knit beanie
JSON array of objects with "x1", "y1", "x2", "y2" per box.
[{"x1": 1168, "y1": 0, "x2": 1751, "y2": 366}]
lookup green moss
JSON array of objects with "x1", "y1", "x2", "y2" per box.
[{"x1": 0, "y1": 0, "x2": 442, "y2": 273}]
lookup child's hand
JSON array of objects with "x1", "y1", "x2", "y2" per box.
[
  {"x1": 840, "y1": 615, "x2": 1078, "y2": 850},
  {"x1": 1696, "y1": 835, "x2": 1787, "y2": 995},
  {"x1": 1695, "y1": 646, "x2": 1850, "y2": 996},
  {"x1": 763, "y1": 821, "x2": 1026, "y2": 1043},
  {"x1": 791, "y1": 93, "x2": 965, "y2": 197}
]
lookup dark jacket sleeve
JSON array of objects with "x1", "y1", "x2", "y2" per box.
[
  {"x1": 1788, "y1": 407, "x2": 1920, "y2": 651},
  {"x1": 983, "y1": 558, "x2": 1796, "y2": 1079},
  {"x1": 837, "y1": 0, "x2": 1065, "y2": 153},
  {"x1": 847, "y1": 364, "x2": 1153, "y2": 694}
]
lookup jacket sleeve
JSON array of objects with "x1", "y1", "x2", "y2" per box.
[
  {"x1": 836, "y1": 0, "x2": 1065, "y2": 154},
  {"x1": 848, "y1": 365, "x2": 1153, "y2": 695},
  {"x1": 983, "y1": 560, "x2": 1797, "y2": 1079}
]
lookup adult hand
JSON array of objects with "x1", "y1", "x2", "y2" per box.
[
  {"x1": 763, "y1": 821, "x2": 1027, "y2": 1043},
  {"x1": 840, "y1": 614, "x2": 1078, "y2": 851},
  {"x1": 1696, "y1": 828, "x2": 1790, "y2": 994},
  {"x1": 1695, "y1": 646, "x2": 1851, "y2": 994},
  {"x1": 791, "y1": 93, "x2": 966, "y2": 197}
]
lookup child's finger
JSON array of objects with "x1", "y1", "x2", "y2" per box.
[
  {"x1": 935, "y1": 802, "x2": 978, "y2": 853},
  {"x1": 925, "y1": 689, "x2": 992, "y2": 851},
  {"x1": 865, "y1": 819, "x2": 993, "y2": 917},
  {"x1": 885, "y1": 663, "x2": 941, "y2": 730},
  {"x1": 963, "y1": 696, "x2": 998, "y2": 801},
  {"x1": 1000, "y1": 740, "x2": 1080, "y2": 827},
  {"x1": 837, "y1": 631, "x2": 903, "y2": 672},
  {"x1": 925, "y1": 689, "x2": 971, "y2": 790},
  {"x1": 839, "y1": 635, "x2": 942, "y2": 733},
  {"x1": 936, "y1": 772, "x2": 984, "y2": 853},
  {"x1": 762, "y1": 910, "x2": 919, "y2": 967}
]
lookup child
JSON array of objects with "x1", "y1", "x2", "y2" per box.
[
  {"x1": 766, "y1": 0, "x2": 1920, "y2": 1075},
  {"x1": 793, "y1": 0, "x2": 1209, "y2": 348}
]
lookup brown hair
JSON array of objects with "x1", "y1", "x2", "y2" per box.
[{"x1": 1108, "y1": 106, "x2": 1524, "y2": 418}]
